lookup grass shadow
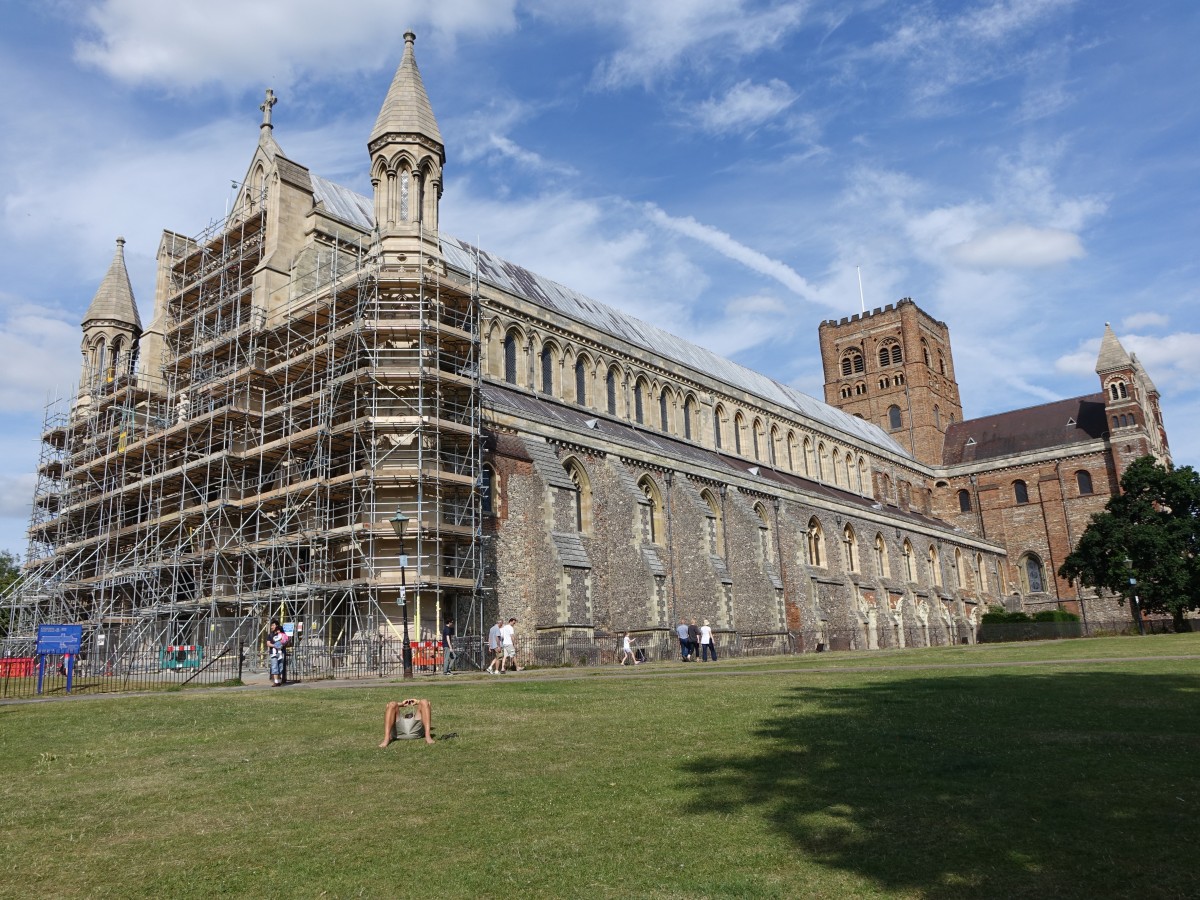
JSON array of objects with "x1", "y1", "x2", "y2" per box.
[{"x1": 680, "y1": 670, "x2": 1200, "y2": 899}]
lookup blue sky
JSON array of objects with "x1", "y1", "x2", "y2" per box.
[{"x1": 1, "y1": 0, "x2": 1197, "y2": 557}]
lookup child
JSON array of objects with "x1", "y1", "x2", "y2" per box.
[{"x1": 620, "y1": 631, "x2": 640, "y2": 666}]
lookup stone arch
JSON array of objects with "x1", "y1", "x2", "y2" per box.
[
  {"x1": 563, "y1": 456, "x2": 593, "y2": 534},
  {"x1": 700, "y1": 488, "x2": 724, "y2": 556},
  {"x1": 638, "y1": 474, "x2": 665, "y2": 545},
  {"x1": 806, "y1": 517, "x2": 826, "y2": 568}
]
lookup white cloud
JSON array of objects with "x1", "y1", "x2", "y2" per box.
[
  {"x1": 693, "y1": 79, "x2": 798, "y2": 133},
  {"x1": 1055, "y1": 331, "x2": 1200, "y2": 390},
  {"x1": 0, "y1": 299, "x2": 80, "y2": 413},
  {"x1": 536, "y1": 0, "x2": 808, "y2": 89},
  {"x1": 949, "y1": 224, "x2": 1084, "y2": 268},
  {"x1": 1121, "y1": 311, "x2": 1168, "y2": 331},
  {"x1": 74, "y1": 0, "x2": 519, "y2": 90},
  {"x1": 643, "y1": 203, "x2": 825, "y2": 304}
]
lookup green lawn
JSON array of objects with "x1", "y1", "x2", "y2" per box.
[{"x1": 2, "y1": 635, "x2": 1199, "y2": 899}]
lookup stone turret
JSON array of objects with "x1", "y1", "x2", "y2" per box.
[
  {"x1": 81, "y1": 237, "x2": 141, "y2": 389},
  {"x1": 368, "y1": 31, "x2": 445, "y2": 261}
]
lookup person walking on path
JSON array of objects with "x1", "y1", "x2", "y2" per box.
[
  {"x1": 676, "y1": 619, "x2": 691, "y2": 661},
  {"x1": 379, "y1": 699, "x2": 435, "y2": 747},
  {"x1": 441, "y1": 618, "x2": 456, "y2": 675},
  {"x1": 500, "y1": 618, "x2": 523, "y2": 672},
  {"x1": 700, "y1": 619, "x2": 718, "y2": 662},
  {"x1": 688, "y1": 619, "x2": 701, "y2": 662},
  {"x1": 620, "y1": 631, "x2": 640, "y2": 666},
  {"x1": 486, "y1": 619, "x2": 503, "y2": 674}
]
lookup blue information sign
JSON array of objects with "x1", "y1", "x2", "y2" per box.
[{"x1": 37, "y1": 624, "x2": 83, "y2": 655}]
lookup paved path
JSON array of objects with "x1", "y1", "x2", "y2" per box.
[{"x1": 4, "y1": 649, "x2": 1197, "y2": 707}]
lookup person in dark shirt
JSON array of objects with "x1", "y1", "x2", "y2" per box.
[
  {"x1": 687, "y1": 619, "x2": 701, "y2": 661},
  {"x1": 441, "y1": 618, "x2": 456, "y2": 675},
  {"x1": 676, "y1": 618, "x2": 691, "y2": 661}
]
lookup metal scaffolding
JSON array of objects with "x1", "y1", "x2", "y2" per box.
[{"x1": 4, "y1": 189, "x2": 484, "y2": 672}]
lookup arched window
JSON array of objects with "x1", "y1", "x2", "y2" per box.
[
  {"x1": 683, "y1": 396, "x2": 695, "y2": 440},
  {"x1": 481, "y1": 465, "x2": 496, "y2": 515},
  {"x1": 842, "y1": 524, "x2": 858, "y2": 572},
  {"x1": 854, "y1": 382, "x2": 867, "y2": 396},
  {"x1": 1110, "y1": 380, "x2": 1128, "y2": 400},
  {"x1": 639, "y1": 475, "x2": 664, "y2": 545},
  {"x1": 564, "y1": 458, "x2": 592, "y2": 534},
  {"x1": 903, "y1": 540, "x2": 915, "y2": 581},
  {"x1": 874, "y1": 533, "x2": 888, "y2": 577},
  {"x1": 575, "y1": 356, "x2": 588, "y2": 406},
  {"x1": 878, "y1": 377, "x2": 888, "y2": 390},
  {"x1": 955, "y1": 548, "x2": 966, "y2": 588},
  {"x1": 752, "y1": 418, "x2": 764, "y2": 460},
  {"x1": 958, "y1": 489, "x2": 972, "y2": 513},
  {"x1": 1111, "y1": 415, "x2": 1119, "y2": 430},
  {"x1": 933, "y1": 405, "x2": 941, "y2": 428},
  {"x1": 803, "y1": 437, "x2": 814, "y2": 476},
  {"x1": 922, "y1": 340, "x2": 931, "y2": 366},
  {"x1": 768, "y1": 425, "x2": 779, "y2": 467},
  {"x1": 659, "y1": 388, "x2": 671, "y2": 432},
  {"x1": 894, "y1": 372, "x2": 905, "y2": 386},
  {"x1": 540, "y1": 344, "x2": 554, "y2": 394},
  {"x1": 633, "y1": 378, "x2": 646, "y2": 424},
  {"x1": 938, "y1": 353, "x2": 946, "y2": 375},
  {"x1": 504, "y1": 332, "x2": 518, "y2": 384},
  {"x1": 816, "y1": 443, "x2": 826, "y2": 481},
  {"x1": 878, "y1": 345, "x2": 891, "y2": 368},
  {"x1": 731, "y1": 412, "x2": 744, "y2": 455},
  {"x1": 713, "y1": 407, "x2": 724, "y2": 449},
  {"x1": 857, "y1": 457, "x2": 868, "y2": 495},
  {"x1": 928, "y1": 545, "x2": 942, "y2": 587},
  {"x1": 1019, "y1": 553, "x2": 1046, "y2": 593},
  {"x1": 841, "y1": 351, "x2": 864, "y2": 376},
  {"x1": 701, "y1": 489, "x2": 723, "y2": 557},
  {"x1": 1013, "y1": 480, "x2": 1029, "y2": 504},
  {"x1": 831, "y1": 448, "x2": 842, "y2": 487},
  {"x1": 976, "y1": 552, "x2": 988, "y2": 594},
  {"x1": 755, "y1": 503, "x2": 773, "y2": 564},
  {"x1": 606, "y1": 367, "x2": 619, "y2": 415},
  {"x1": 891, "y1": 344, "x2": 902, "y2": 365},
  {"x1": 1076, "y1": 470, "x2": 1093, "y2": 495},
  {"x1": 888, "y1": 405, "x2": 902, "y2": 430},
  {"x1": 787, "y1": 432, "x2": 797, "y2": 471},
  {"x1": 807, "y1": 518, "x2": 825, "y2": 567},
  {"x1": 843, "y1": 453, "x2": 853, "y2": 487}
]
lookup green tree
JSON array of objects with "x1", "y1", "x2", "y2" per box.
[
  {"x1": 0, "y1": 550, "x2": 20, "y2": 639},
  {"x1": 1059, "y1": 456, "x2": 1200, "y2": 630}
]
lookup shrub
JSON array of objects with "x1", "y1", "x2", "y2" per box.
[{"x1": 1032, "y1": 609, "x2": 1080, "y2": 623}]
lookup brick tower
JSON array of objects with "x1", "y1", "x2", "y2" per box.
[{"x1": 818, "y1": 298, "x2": 962, "y2": 466}]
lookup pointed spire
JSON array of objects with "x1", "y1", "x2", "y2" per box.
[
  {"x1": 83, "y1": 237, "x2": 141, "y2": 331},
  {"x1": 369, "y1": 30, "x2": 444, "y2": 154},
  {"x1": 1095, "y1": 322, "x2": 1131, "y2": 374},
  {"x1": 256, "y1": 87, "x2": 284, "y2": 158}
]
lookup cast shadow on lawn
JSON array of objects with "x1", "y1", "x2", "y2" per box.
[{"x1": 679, "y1": 671, "x2": 1200, "y2": 899}]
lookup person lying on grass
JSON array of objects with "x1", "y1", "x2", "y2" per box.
[{"x1": 380, "y1": 699, "x2": 435, "y2": 747}]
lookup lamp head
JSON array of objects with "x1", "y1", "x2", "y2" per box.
[{"x1": 389, "y1": 509, "x2": 410, "y2": 540}]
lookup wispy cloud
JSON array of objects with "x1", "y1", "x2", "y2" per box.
[
  {"x1": 644, "y1": 203, "x2": 826, "y2": 304},
  {"x1": 74, "y1": 0, "x2": 519, "y2": 90},
  {"x1": 692, "y1": 79, "x2": 798, "y2": 133},
  {"x1": 949, "y1": 225, "x2": 1084, "y2": 268}
]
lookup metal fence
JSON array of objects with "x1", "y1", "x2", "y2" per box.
[{"x1": 2, "y1": 618, "x2": 1195, "y2": 699}]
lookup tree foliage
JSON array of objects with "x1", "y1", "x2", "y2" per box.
[
  {"x1": 0, "y1": 550, "x2": 20, "y2": 639},
  {"x1": 1059, "y1": 456, "x2": 1200, "y2": 627}
]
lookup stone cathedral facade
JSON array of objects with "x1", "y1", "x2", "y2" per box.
[{"x1": 11, "y1": 32, "x2": 1172, "y2": 659}]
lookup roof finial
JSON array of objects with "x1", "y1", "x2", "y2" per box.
[{"x1": 260, "y1": 88, "x2": 277, "y2": 130}]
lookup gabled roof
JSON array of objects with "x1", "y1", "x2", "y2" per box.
[
  {"x1": 83, "y1": 237, "x2": 141, "y2": 331},
  {"x1": 1095, "y1": 323, "x2": 1132, "y2": 373},
  {"x1": 943, "y1": 393, "x2": 1107, "y2": 465},
  {"x1": 369, "y1": 31, "x2": 443, "y2": 150}
]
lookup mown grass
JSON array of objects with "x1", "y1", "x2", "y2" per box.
[{"x1": 2, "y1": 635, "x2": 1198, "y2": 899}]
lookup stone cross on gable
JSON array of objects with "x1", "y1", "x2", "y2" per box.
[{"x1": 260, "y1": 89, "x2": 277, "y2": 128}]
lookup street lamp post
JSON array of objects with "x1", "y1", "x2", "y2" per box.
[
  {"x1": 1123, "y1": 556, "x2": 1145, "y2": 636},
  {"x1": 390, "y1": 509, "x2": 414, "y2": 678}
]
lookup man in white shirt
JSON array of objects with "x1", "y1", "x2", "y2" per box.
[{"x1": 499, "y1": 617, "x2": 523, "y2": 673}]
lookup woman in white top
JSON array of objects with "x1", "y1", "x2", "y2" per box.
[{"x1": 700, "y1": 619, "x2": 717, "y2": 662}]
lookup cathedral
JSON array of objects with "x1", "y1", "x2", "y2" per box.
[{"x1": 7, "y1": 32, "x2": 1171, "y2": 663}]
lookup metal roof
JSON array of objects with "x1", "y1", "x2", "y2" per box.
[{"x1": 303, "y1": 174, "x2": 910, "y2": 458}]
